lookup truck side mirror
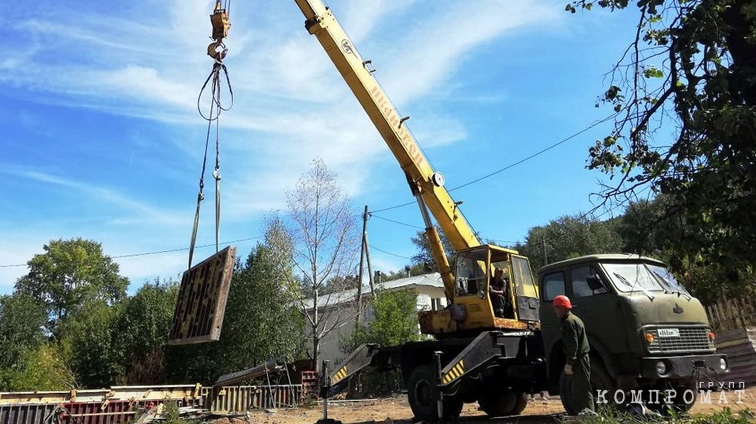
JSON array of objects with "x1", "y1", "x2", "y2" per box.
[{"x1": 586, "y1": 275, "x2": 604, "y2": 291}]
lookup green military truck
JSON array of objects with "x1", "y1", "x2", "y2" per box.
[{"x1": 538, "y1": 254, "x2": 729, "y2": 414}]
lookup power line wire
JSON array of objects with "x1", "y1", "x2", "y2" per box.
[
  {"x1": 369, "y1": 244, "x2": 413, "y2": 260},
  {"x1": 0, "y1": 236, "x2": 263, "y2": 268},
  {"x1": 113, "y1": 236, "x2": 262, "y2": 259},
  {"x1": 450, "y1": 113, "x2": 618, "y2": 192},
  {"x1": 369, "y1": 214, "x2": 423, "y2": 230},
  {"x1": 370, "y1": 200, "x2": 415, "y2": 214},
  {"x1": 371, "y1": 113, "x2": 618, "y2": 214}
]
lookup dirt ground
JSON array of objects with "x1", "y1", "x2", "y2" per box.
[{"x1": 246, "y1": 386, "x2": 756, "y2": 424}]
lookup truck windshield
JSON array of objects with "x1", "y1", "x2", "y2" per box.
[
  {"x1": 603, "y1": 263, "x2": 667, "y2": 293},
  {"x1": 647, "y1": 264, "x2": 691, "y2": 296}
]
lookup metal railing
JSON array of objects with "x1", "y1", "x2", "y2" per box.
[{"x1": 202, "y1": 384, "x2": 305, "y2": 412}]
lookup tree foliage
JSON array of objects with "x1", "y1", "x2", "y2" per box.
[
  {"x1": 285, "y1": 159, "x2": 360, "y2": 369},
  {"x1": 341, "y1": 288, "x2": 421, "y2": 352},
  {"x1": 3, "y1": 236, "x2": 305, "y2": 388},
  {"x1": 519, "y1": 215, "x2": 624, "y2": 271},
  {"x1": 15, "y1": 238, "x2": 128, "y2": 338},
  {"x1": 114, "y1": 280, "x2": 178, "y2": 384},
  {"x1": 211, "y1": 238, "x2": 305, "y2": 373},
  {"x1": 568, "y1": 0, "x2": 756, "y2": 270},
  {"x1": 0, "y1": 294, "x2": 47, "y2": 371},
  {"x1": 62, "y1": 301, "x2": 124, "y2": 388},
  {"x1": 0, "y1": 344, "x2": 76, "y2": 391},
  {"x1": 617, "y1": 195, "x2": 754, "y2": 303},
  {"x1": 516, "y1": 196, "x2": 754, "y2": 304}
]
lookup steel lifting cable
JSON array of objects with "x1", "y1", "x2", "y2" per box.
[{"x1": 188, "y1": 0, "x2": 234, "y2": 269}]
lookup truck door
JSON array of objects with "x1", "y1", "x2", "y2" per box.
[
  {"x1": 568, "y1": 265, "x2": 628, "y2": 354},
  {"x1": 539, "y1": 270, "x2": 567, "y2": 358},
  {"x1": 511, "y1": 255, "x2": 540, "y2": 322}
]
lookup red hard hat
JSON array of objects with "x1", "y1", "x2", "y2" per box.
[{"x1": 553, "y1": 295, "x2": 572, "y2": 309}]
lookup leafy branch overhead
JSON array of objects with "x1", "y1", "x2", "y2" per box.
[{"x1": 569, "y1": 0, "x2": 756, "y2": 267}]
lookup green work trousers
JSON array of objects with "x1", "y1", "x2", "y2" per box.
[{"x1": 569, "y1": 355, "x2": 595, "y2": 413}]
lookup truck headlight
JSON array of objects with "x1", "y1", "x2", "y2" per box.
[
  {"x1": 655, "y1": 360, "x2": 667, "y2": 375},
  {"x1": 720, "y1": 358, "x2": 727, "y2": 370}
]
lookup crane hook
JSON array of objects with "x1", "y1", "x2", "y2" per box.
[{"x1": 208, "y1": 0, "x2": 230, "y2": 62}]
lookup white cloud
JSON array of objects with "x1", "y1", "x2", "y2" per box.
[
  {"x1": 6, "y1": 169, "x2": 187, "y2": 226},
  {"x1": 98, "y1": 65, "x2": 197, "y2": 107},
  {"x1": 380, "y1": 1, "x2": 560, "y2": 106}
]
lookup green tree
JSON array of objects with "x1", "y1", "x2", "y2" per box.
[
  {"x1": 568, "y1": 0, "x2": 756, "y2": 271},
  {"x1": 213, "y1": 240, "x2": 305, "y2": 374},
  {"x1": 340, "y1": 288, "x2": 422, "y2": 395},
  {"x1": 114, "y1": 280, "x2": 178, "y2": 384},
  {"x1": 0, "y1": 294, "x2": 47, "y2": 371},
  {"x1": 519, "y1": 215, "x2": 624, "y2": 271},
  {"x1": 1, "y1": 344, "x2": 76, "y2": 391},
  {"x1": 15, "y1": 238, "x2": 128, "y2": 338},
  {"x1": 62, "y1": 301, "x2": 124, "y2": 388},
  {"x1": 0, "y1": 294, "x2": 51, "y2": 390},
  {"x1": 342, "y1": 288, "x2": 422, "y2": 352},
  {"x1": 619, "y1": 195, "x2": 755, "y2": 303}
]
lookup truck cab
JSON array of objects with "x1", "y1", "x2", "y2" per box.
[{"x1": 538, "y1": 254, "x2": 729, "y2": 413}]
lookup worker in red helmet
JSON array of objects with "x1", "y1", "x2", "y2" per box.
[{"x1": 553, "y1": 295, "x2": 595, "y2": 415}]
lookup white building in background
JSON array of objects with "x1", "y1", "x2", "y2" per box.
[{"x1": 305, "y1": 272, "x2": 447, "y2": 363}]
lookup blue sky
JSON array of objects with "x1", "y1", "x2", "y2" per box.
[{"x1": 0, "y1": 0, "x2": 640, "y2": 294}]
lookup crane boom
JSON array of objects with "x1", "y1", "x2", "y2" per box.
[{"x1": 293, "y1": 0, "x2": 480, "y2": 251}]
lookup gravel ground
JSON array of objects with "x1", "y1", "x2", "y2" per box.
[{"x1": 245, "y1": 386, "x2": 756, "y2": 424}]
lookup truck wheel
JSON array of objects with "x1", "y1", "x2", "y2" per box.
[
  {"x1": 478, "y1": 389, "x2": 518, "y2": 417},
  {"x1": 511, "y1": 392, "x2": 528, "y2": 415},
  {"x1": 591, "y1": 360, "x2": 618, "y2": 410},
  {"x1": 406, "y1": 365, "x2": 462, "y2": 421}
]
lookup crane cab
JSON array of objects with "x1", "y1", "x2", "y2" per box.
[{"x1": 419, "y1": 244, "x2": 541, "y2": 335}]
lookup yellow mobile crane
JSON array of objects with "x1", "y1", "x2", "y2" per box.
[
  {"x1": 291, "y1": 1, "x2": 540, "y2": 336},
  {"x1": 287, "y1": 1, "x2": 547, "y2": 421}
]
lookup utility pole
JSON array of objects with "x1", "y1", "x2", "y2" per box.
[
  {"x1": 364, "y1": 209, "x2": 375, "y2": 297},
  {"x1": 542, "y1": 235, "x2": 548, "y2": 265},
  {"x1": 356, "y1": 205, "x2": 368, "y2": 328},
  {"x1": 356, "y1": 206, "x2": 377, "y2": 329}
]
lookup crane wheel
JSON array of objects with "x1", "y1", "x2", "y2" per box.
[{"x1": 407, "y1": 365, "x2": 462, "y2": 421}]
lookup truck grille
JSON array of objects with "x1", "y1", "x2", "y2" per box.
[{"x1": 645, "y1": 327, "x2": 715, "y2": 354}]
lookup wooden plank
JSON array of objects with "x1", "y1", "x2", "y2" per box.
[
  {"x1": 167, "y1": 246, "x2": 236, "y2": 345},
  {"x1": 715, "y1": 303, "x2": 728, "y2": 331},
  {"x1": 746, "y1": 298, "x2": 756, "y2": 327}
]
